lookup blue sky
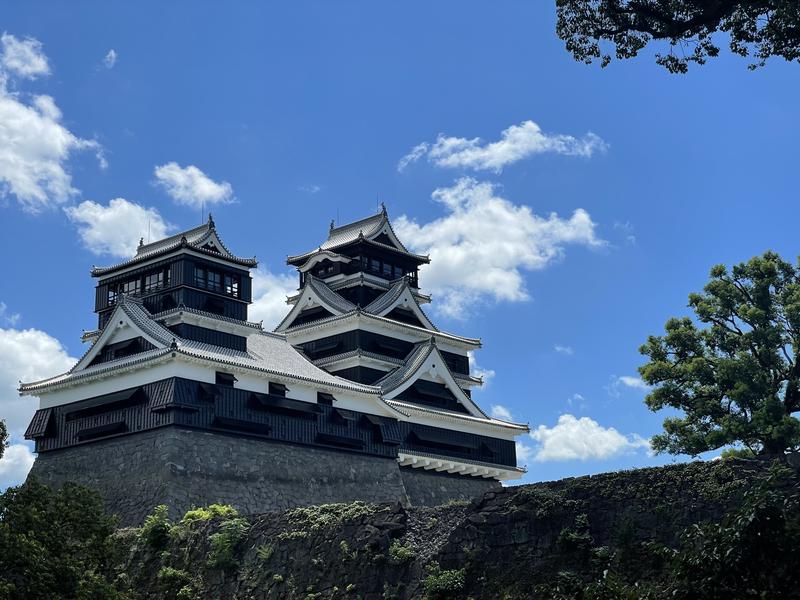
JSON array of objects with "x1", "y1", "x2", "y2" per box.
[{"x1": 1, "y1": 1, "x2": 798, "y2": 489}]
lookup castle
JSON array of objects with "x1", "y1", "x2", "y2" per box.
[{"x1": 21, "y1": 207, "x2": 527, "y2": 525}]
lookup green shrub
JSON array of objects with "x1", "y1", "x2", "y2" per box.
[
  {"x1": 156, "y1": 566, "x2": 191, "y2": 597},
  {"x1": 140, "y1": 504, "x2": 172, "y2": 550},
  {"x1": 422, "y1": 564, "x2": 465, "y2": 600},
  {"x1": 256, "y1": 544, "x2": 274, "y2": 560},
  {"x1": 388, "y1": 539, "x2": 416, "y2": 564},
  {"x1": 286, "y1": 501, "x2": 376, "y2": 530},
  {"x1": 181, "y1": 503, "x2": 238, "y2": 524},
  {"x1": 272, "y1": 574, "x2": 284, "y2": 583},
  {"x1": 207, "y1": 517, "x2": 249, "y2": 569}
]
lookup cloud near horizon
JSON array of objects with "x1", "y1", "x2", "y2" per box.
[
  {"x1": 398, "y1": 120, "x2": 607, "y2": 173},
  {"x1": 528, "y1": 414, "x2": 650, "y2": 462},
  {"x1": 394, "y1": 177, "x2": 605, "y2": 318}
]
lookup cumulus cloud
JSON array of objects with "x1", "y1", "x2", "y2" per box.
[
  {"x1": 102, "y1": 49, "x2": 117, "y2": 69},
  {"x1": 394, "y1": 178, "x2": 604, "y2": 318},
  {"x1": 249, "y1": 268, "x2": 298, "y2": 330},
  {"x1": 154, "y1": 162, "x2": 233, "y2": 208},
  {"x1": 554, "y1": 344, "x2": 574, "y2": 355},
  {"x1": 0, "y1": 33, "x2": 49, "y2": 79},
  {"x1": 530, "y1": 414, "x2": 650, "y2": 461},
  {"x1": 0, "y1": 326, "x2": 75, "y2": 439},
  {"x1": 490, "y1": 404, "x2": 514, "y2": 421},
  {"x1": 468, "y1": 351, "x2": 495, "y2": 386},
  {"x1": 398, "y1": 120, "x2": 607, "y2": 173},
  {"x1": 298, "y1": 184, "x2": 321, "y2": 194},
  {"x1": 516, "y1": 441, "x2": 535, "y2": 465},
  {"x1": 0, "y1": 443, "x2": 36, "y2": 489},
  {"x1": 65, "y1": 198, "x2": 173, "y2": 258},
  {"x1": 0, "y1": 33, "x2": 104, "y2": 212}
]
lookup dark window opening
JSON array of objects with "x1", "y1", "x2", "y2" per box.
[
  {"x1": 269, "y1": 382, "x2": 288, "y2": 397},
  {"x1": 224, "y1": 274, "x2": 239, "y2": 298},
  {"x1": 203, "y1": 296, "x2": 225, "y2": 315},
  {"x1": 65, "y1": 387, "x2": 147, "y2": 421},
  {"x1": 317, "y1": 392, "x2": 336, "y2": 406},
  {"x1": 215, "y1": 372, "x2": 236, "y2": 386}
]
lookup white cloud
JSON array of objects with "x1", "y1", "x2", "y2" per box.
[
  {"x1": 516, "y1": 441, "x2": 535, "y2": 465},
  {"x1": 0, "y1": 326, "x2": 75, "y2": 439},
  {"x1": 554, "y1": 344, "x2": 574, "y2": 355},
  {"x1": 1, "y1": 33, "x2": 49, "y2": 79},
  {"x1": 607, "y1": 374, "x2": 650, "y2": 397},
  {"x1": 0, "y1": 302, "x2": 21, "y2": 326},
  {"x1": 530, "y1": 414, "x2": 650, "y2": 462},
  {"x1": 65, "y1": 198, "x2": 173, "y2": 258},
  {"x1": 618, "y1": 375, "x2": 649, "y2": 390},
  {"x1": 0, "y1": 442, "x2": 35, "y2": 488},
  {"x1": 567, "y1": 393, "x2": 586, "y2": 409},
  {"x1": 298, "y1": 184, "x2": 321, "y2": 194},
  {"x1": 398, "y1": 120, "x2": 607, "y2": 173},
  {"x1": 394, "y1": 177, "x2": 605, "y2": 318},
  {"x1": 102, "y1": 49, "x2": 117, "y2": 69},
  {"x1": 154, "y1": 162, "x2": 233, "y2": 208},
  {"x1": 0, "y1": 34, "x2": 104, "y2": 213},
  {"x1": 613, "y1": 221, "x2": 636, "y2": 246},
  {"x1": 468, "y1": 351, "x2": 495, "y2": 386},
  {"x1": 249, "y1": 268, "x2": 298, "y2": 330},
  {"x1": 490, "y1": 404, "x2": 514, "y2": 421}
]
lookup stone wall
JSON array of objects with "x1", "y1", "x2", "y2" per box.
[
  {"x1": 399, "y1": 466, "x2": 499, "y2": 505},
  {"x1": 29, "y1": 426, "x2": 498, "y2": 526}
]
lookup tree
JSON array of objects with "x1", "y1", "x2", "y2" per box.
[
  {"x1": 0, "y1": 478, "x2": 122, "y2": 599},
  {"x1": 556, "y1": 0, "x2": 800, "y2": 73},
  {"x1": 0, "y1": 419, "x2": 7, "y2": 461},
  {"x1": 639, "y1": 251, "x2": 800, "y2": 456}
]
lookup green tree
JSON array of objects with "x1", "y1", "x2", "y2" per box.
[
  {"x1": 640, "y1": 251, "x2": 800, "y2": 456},
  {"x1": 556, "y1": 0, "x2": 800, "y2": 73},
  {"x1": 0, "y1": 419, "x2": 7, "y2": 461},
  {"x1": 0, "y1": 478, "x2": 122, "y2": 599}
]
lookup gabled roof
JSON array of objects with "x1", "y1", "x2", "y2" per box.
[
  {"x1": 375, "y1": 338, "x2": 489, "y2": 419},
  {"x1": 364, "y1": 278, "x2": 438, "y2": 331},
  {"x1": 287, "y1": 206, "x2": 430, "y2": 265},
  {"x1": 19, "y1": 296, "x2": 395, "y2": 402},
  {"x1": 91, "y1": 215, "x2": 257, "y2": 277},
  {"x1": 298, "y1": 250, "x2": 352, "y2": 273},
  {"x1": 283, "y1": 308, "x2": 481, "y2": 350},
  {"x1": 275, "y1": 277, "x2": 356, "y2": 332},
  {"x1": 287, "y1": 272, "x2": 431, "y2": 305}
]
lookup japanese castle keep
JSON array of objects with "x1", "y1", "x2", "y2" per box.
[{"x1": 21, "y1": 207, "x2": 528, "y2": 525}]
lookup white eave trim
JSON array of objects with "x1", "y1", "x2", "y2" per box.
[{"x1": 397, "y1": 451, "x2": 525, "y2": 481}]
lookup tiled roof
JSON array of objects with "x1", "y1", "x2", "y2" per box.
[
  {"x1": 388, "y1": 400, "x2": 529, "y2": 432},
  {"x1": 287, "y1": 208, "x2": 429, "y2": 264},
  {"x1": 20, "y1": 298, "x2": 384, "y2": 397},
  {"x1": 373, "y1": 339, "x2": 435, "y2": 393},
  {"x1": 91, "y1": 217, "x2": 257, "y2": 276},
  {"x1": 363, "y1": 278, "x2": 438, "y2": 331},
  {"x1": 283, "y1": 309, "x2": 481, "y2": 348},
  {"x1": 287, "y1": 273, "x2": 431, "y2": 305},
  {"x1": 152, "y1": 305, "x2": 264, "y2": 330},
  {"x1": 275, "y1": 277, "x2": 357, "y2": 331}
]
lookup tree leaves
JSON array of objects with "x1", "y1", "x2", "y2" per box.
[
  {"x1": 640, "y1": 251, "x2": 800, "y2": 456},
  {"x1": 556, "y1": 0, "x2": 800, "y2": 72}
]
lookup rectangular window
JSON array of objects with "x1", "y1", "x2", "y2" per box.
[
  {"x1": 224, "y1": 274, "x2": 239, "y2": 298},
  {"x1": 107, "y1": 288, "x2": 118, "y2": 305},
  {"x1": 207, "y1": 271, "x2": 222, "y2": 292},
  {"x1": 269, "y1": 382, "x2": 288, "y2": 397},
  {"x1": 393, "y1": 266, "x2": 404, "y2": 279},
  {"x1": 194, "y1": 267, "x2": 207, "y2": 288},
  {"x1": 215, "y1": 372, "x2": 236, "y2": 386},
  {"x1": 370, "y1": 258, "x2": 380, "y2": 273},
  {"x1": 144, "y1": 271, "x2": 164, "y2": 292},
  {"x1": 382, "y1": 262, "x2": 392, "y2": 277},
  {"x1": 122, "y1": 279, "x2": 140, "y2": 295}
]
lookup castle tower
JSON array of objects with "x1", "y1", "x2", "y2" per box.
[{"x1": 20, "y1": 213, "x2": 527, "y2": 525}]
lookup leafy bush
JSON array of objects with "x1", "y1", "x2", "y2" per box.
[
  {"x1": 180, "y1": 503, "x2": 238, "y2": 524},
  {"x1": 156, "y1": 566, "x2": 191, "y2": 598},
  {"x1": 139, "y1": 504, "x2": 171, "y2": 549},
  {"x1": 422, "y1": 564, "x2": 465, "y2": 600},
  {"x1": 256, "y1": 544, "x2": 274, "y2": 560},
  {"x1": 388, "y1": 539, "x2": 416, "y2": 564},
  {"x1": 286, "y1": 501, "x2": 376, "y2": 530},
  {"x1": 207, "y1": 517, "x2": 249, "y2": 569}
]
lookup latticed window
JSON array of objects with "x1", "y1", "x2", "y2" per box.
[
  {"x1": 224, "y1": 274, "x2": 239, "y2": 298},
  {"x1": 207, "y1": 271, "x2": 222, "y2": 292},
  {"x1": 122, "y1": 279, "x2": 140, "y2": 295}
]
